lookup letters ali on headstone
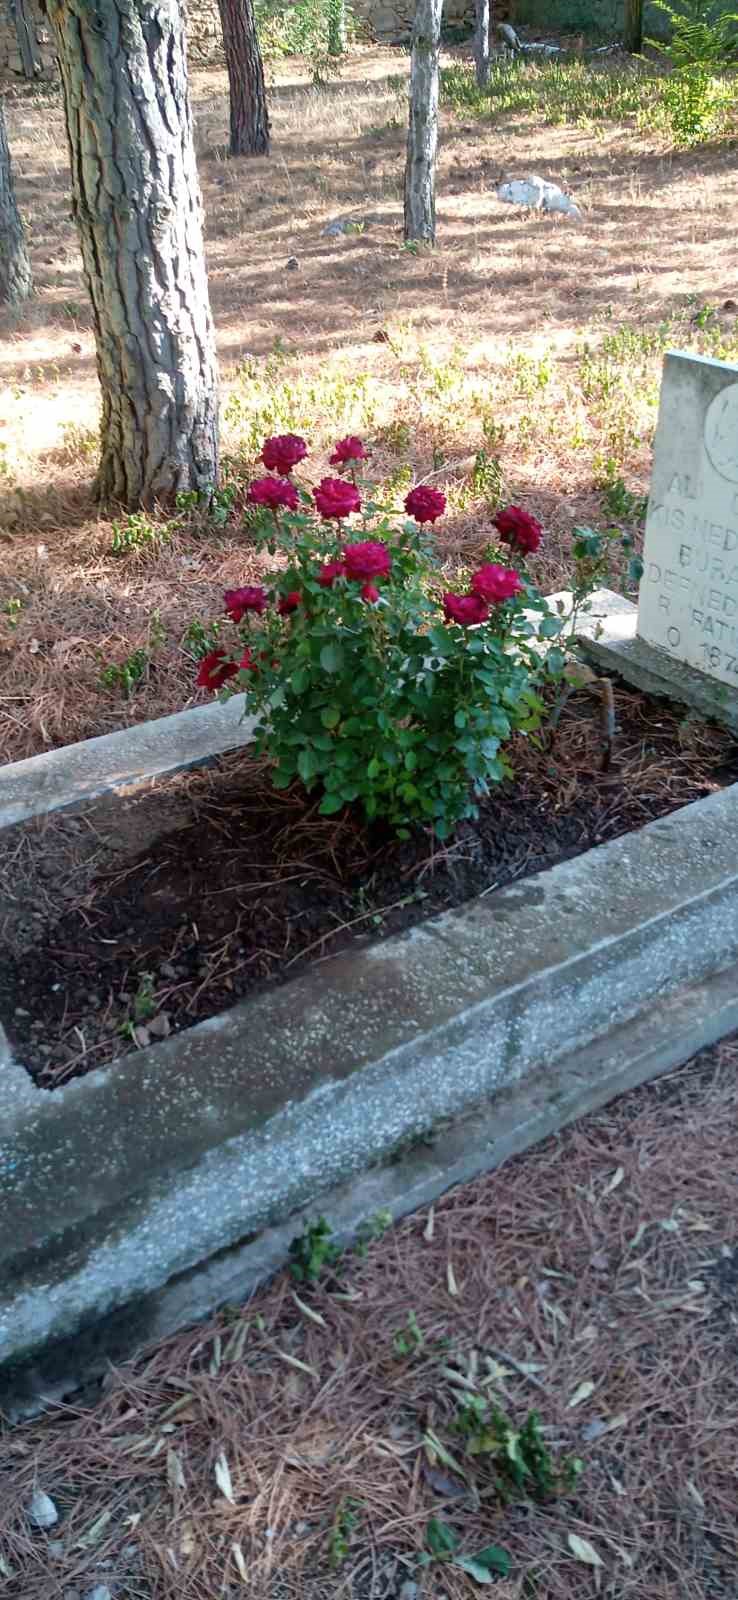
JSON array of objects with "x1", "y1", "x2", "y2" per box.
[{"x1": 639, "y1": 351, "x2": 738, "y2": 690}]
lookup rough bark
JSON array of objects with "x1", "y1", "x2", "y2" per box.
[
  {"x1": 10, "y1": 0, "x2": 44, "y2": 79},
  {"x1": 43, "y1": 0, "x2": 219, "y2": 508},
  {"x1": 327, "y1": 0, "x2": 347, "y2": 57},
  {"x1": 623, "y1": 0, "x2": 643, "y2": 52},
  {"x1": 474, "y1": 0, "x2": 490, "y2": 87},
  {"x1": 0, "y1": 99, "x2": 33, "y2": 307},
  {"x1": 403, "y1": 0, "x2": 443, "y2": 244},
  {"x1": 216, "y1": 0, "x2": 270, "y2": 157}
]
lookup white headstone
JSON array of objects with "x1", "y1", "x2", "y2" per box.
[{"x1": 638, "y1": 351, "x2": 738, "y2": 691}]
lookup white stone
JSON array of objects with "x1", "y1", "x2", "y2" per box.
[
  {"x1": 637, "y1": 351, "x2": 738, "y2": 691},
  {"x1": 497, "y1": 175, "x2": 581, "y2": 218},
  {"x1": 27, "y1": 1490, "x2": 59, "y2": 1528}
]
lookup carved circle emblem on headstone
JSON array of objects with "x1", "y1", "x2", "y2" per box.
[{"x1": 703, "y1": 382, "x2": 738, "y2": 483}]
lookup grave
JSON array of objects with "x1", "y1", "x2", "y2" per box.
[{"x1": 579, "y1": 350, "x2": 738, "y2": 735}]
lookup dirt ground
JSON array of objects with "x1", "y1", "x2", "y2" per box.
[
  {"x1": 1, "y1": 46, "x2": 737, "y2": 760},
  {"x1": 1, "y1": 1034, "x2": 737, "y2": 1600}
]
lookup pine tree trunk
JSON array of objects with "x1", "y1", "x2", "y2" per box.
[
  {"x1": 217, "y1": 0, "x2": 270, "y2": 157},
  {"x1": 474, "y1": 0, "x2": 490, "y2": 87},
  {"x1": 0, "y1": 99, "x2": 33, "y2": 307},
  {"x1": 327, "y1": 0, "x2": 347, "y2": 56},
  {"x1": 623, "y1": 0, "x2": 643, "y2": 52},
  {"x1": 43, "y1": 0, "x2": 219, "y2": 509},
  {"x1": 11, "y1": 0, "x2": 44, "y2": 79},
  {"x1": 403, "y1": 0, "x2": 443, "y2": 244}
]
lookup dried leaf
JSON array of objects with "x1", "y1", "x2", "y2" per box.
[
  {"x1": 167, "y1": 1448, "x2": 186, "y2": 1493},
  {"x1": 568, "y1": 1533, "x2": 603, "y2": 1568},
  {"x1": 568, "y1": 1380, "x2": 595, "y2": 1409},
  {"x1": 423, "y1": 1430, "x2": 468, "y2": 1481},
  {"x1": 423, "y1": 1205, "x2": 435, "y2": 1242},
  {"x1": 160, "y1": 1394, "x2": 197, "y2": 1423},
  {"x1": 447, "y1": 1260, "x2": 459, "y2": 1297},
  {"x1": 214, "y1": 1450, "x2": 235, "y2": 1505},
  {"x1": 603, "y1": 1166, "x2": 625, "y2": 1194},
  {"x1": 76, "y1": 1509, "x2": 112, "y2": 1548},
  {"x1": 276, "y1": 1349, "x2": 318, "y2": 1378},
  {"x1": 179, "y1": 1520, "x2": 197, "y2": 1558},
  {"x1": 423, "y1": 1463, "x2": 467, "y2": 1499},
  {"x1": 0, "y1": 1556, "x2": 14, "y2": 1580},
  {"x1": 209, "y1": 1333, "x2": 222, "y2": 1376},
  {"x1": 223, "y1": 1320, "x2": 250, "y2": 1365},
  {"x1": 686, "y1": 1479, "x2": 705, "y2": 1509},
  {"x1": 232, "y1": 1542, "x2": 249, "y2": 1581},
  {"x1": 293, "y1": 1292, "x2": 327, "y2": 1327}
]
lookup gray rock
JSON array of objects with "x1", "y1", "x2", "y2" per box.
[
  {"x1": 28, "y1": 1489, "x2": 59, "y2": 1528},
  {"x1": 286, "y1": 256, "x2": 299, "y2": 270}
]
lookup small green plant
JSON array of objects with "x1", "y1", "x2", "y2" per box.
[
  {"x1": 455, "y1": 1394, "x2": 583, "y2": 1502},
  {"x1": 2, "y1": 597, "x2": 24, "y2": 626},
  {"x1": 132, "y1": 972, "x2": 156, "y2": 1023},
  {"x1": 648, "y1": 0, "x2": 738, "y2": 143},
  {"x1": 470, "y1": 448, "x2": 503, "y2": 508},
  {"x1": 111, "y1": 513, "x2": 170, "y2": 556},
  {"x1": 0, "y1": 441, "x2": 16, "y2": 484},
  {"x1": 288, "y1": 1217, "x2": 343, "y2": 1284},
  {"x1": 182, "y1": 619, "x2": 222, "y2": 660},
  {"x1": 393, "y1": 1309, "x2": 426, "y2": 1357},
  {"x1": 594, "y1": 458, "x2": 648, "y2": 524},
  {"x1": 354, "y1": 1208, "x2": 393, "y2": 1256},
  {"x1": 176, "y1": 483, "x2": 237, "y2": 528},
  {"x1": 99, "y1": 648, "x2": 149, "y2": 696},
  {"x1": 418, "y1": 1517, "x2": 511, "y2": 1584},
  {"x1": 329, "y1": 1497, "x2": 361, "y2": 1569},
  {"x1": 60, "y1": 421, "x2": 99, "y2": 464}
]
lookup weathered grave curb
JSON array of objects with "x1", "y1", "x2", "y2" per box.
[{"x1": 2, "y1": 781, "x2": 738, "y2": 1417}]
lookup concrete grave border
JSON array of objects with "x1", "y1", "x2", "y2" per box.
[{"x1": 2, "y1": 589, "x2": 738, "y2": 1418}]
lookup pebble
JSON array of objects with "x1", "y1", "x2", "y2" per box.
[
  {"x1": 84, "y1": 1586, "x2": 112, "y2": 1600},
  {"x1": 399, "y1": 1584, "x2": 419, "y2": 1600},
  {"x1": 28, "y1": 1489, "x2": 59, "y2": 1528},
  {"x1": 286, "y1": 256, "x2": 299, "y2": 270}
]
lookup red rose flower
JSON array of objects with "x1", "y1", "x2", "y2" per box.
[
  {"x1": 317, "y1": 559, "x2": 346, "y2": 588},
  {"x1": 277, "y1": 590, "x2": 301, "y2": 615},
  {"x1": 343, "y1": 540, "x2": 392, "y2": 580},
  {"x1": 247, "y1": 476, "x2": 300, "y2": 512},
  {"x1": 260, "y1": 434, "x2": 307, "y2": 475},
  {"x1": 361, "y1": 581, "x2": 380, "y2": 603},
  {"x1": 329, "y1": 435, "x2": 368, "y2": 466},
  {"x1": 493, "y1": 505, "x2": 542, "y2": 556},
  {"x1": 239, "y1": 648, "x2": 259, "y2": 672},
  {"x1": 313, "y1": 477, "x2": 361, "y2": 520},
  {"x1": 442, "y1": 592, "x2": 490, "y2": 626},
  {"x1": 404, "y1": 485, "x2": 447, "y2": 524},
  {"x1": 196, "y1": 649, "x2": 239, "y2": 691},
  {"x1": 224, "y1": 585, "x2": 268, "y2": 621},
  {"x1": 470, "y1": 564, "x2": 523, "y2": 604}
]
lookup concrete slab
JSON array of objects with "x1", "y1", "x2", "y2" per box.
[
  {"x1": 0, "y1": 695, "x2": 258, "y2": 830},
  {"x1": 577, "y1": 604, "x2": 738, "y2": 735},
  {"x1": 3, "y1": 779, "x2": 738, "y2": 1416}
]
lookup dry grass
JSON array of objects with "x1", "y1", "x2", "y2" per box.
[
  {"x1": 1, "y1": 46, "x2": 738, "y2": 761},
  {"x1": 1, "y1": 1036, "x2": 737, "y2": 1598}
]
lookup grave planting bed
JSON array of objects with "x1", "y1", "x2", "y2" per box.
[{"x1": 2, "y1": 577, "x2": 738, "y2": 1416}]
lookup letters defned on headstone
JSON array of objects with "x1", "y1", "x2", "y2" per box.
[{"x1": 638, "y1": 351, "x2": 738, "y2": 691}]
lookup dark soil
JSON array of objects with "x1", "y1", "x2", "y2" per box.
[{"x1": 1, "y1": 683, "x2": 737, "y2": 1088}]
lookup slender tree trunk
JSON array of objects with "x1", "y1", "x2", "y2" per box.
[
  {"x1": 0, "y1": 99, "x2": 33, "y2": 307},
  {"x1": 10, "y1": 0, "x2": 44, "y2": 79},
  {"x1": 327, "y1": 0, "x2": 347, "y2": 56},
  {"x1": 623, "y1": 0, "x2": 643, "y2": 52},
  {"x1": 216, "y1": 0, "x2": 270, "y2": 157},
  {"x1": 474, "y1": 0, "x2": 490, "y2": 87},
  {"x1": 403, "y1": 0, "x2": 443, "y2": 244},
  {"x1": 42, "y1": 0, "x2": 219, "y2": 508}
]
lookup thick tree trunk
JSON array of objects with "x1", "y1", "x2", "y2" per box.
[
  {"x1": 327, "y1": 0, "x2": 347, "y2": 57},
  {"x1": 474, "y1": 0, "x2": 490, "y2": 87},
  {"x1": 0, "y1": 99, "x2": 33, "y2": 307},
  {"x1": 216, "y1": 0, "x2": 270, "y2": 157},
  {"x1": 623, "y1": 0, "x2": 643, "y2": 52},
  {"x1": 403, "y1": 0, "x2": 443, "y2": 244},
  {"x1": 43, "y1": 0, "x2": 219, "y2": 508},
  {"x1": 10, "y1": 0, "x2": 44, "y2": 79}
]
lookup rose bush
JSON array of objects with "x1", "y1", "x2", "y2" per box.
[{"x1": 193, "y1": 437, "x2": 562, "y2": 838}]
